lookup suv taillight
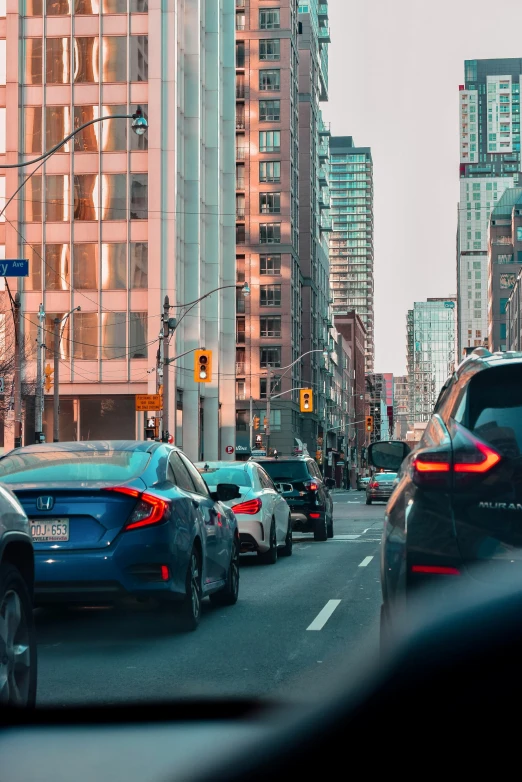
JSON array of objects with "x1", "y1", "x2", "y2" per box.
[
  {"x1": 305, "y1": 481, "x2": 319, "y2": 492},
  {"x1": 451, "y1": 422, "x2": 501, "y2": 487},
  {"x1": 411, "y1": 448, "x2": 452, "y2": 488}
]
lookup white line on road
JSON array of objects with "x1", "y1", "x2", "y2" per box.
[
  {"x1": 359, "y1": 556, "x2": 374, "y2": 567},
  {"x1": 306, "y1": 600, "x2": 342, "y2": 631},
  {"x1": 333, "y1": 534, "x2": 361, "y2": 540}
]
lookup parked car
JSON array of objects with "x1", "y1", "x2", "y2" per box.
[
  {"x1": 357, "y1": 475, "x2": 371, "y2": 492},
  {"x1": 195, "y1": 461, "x2": 292, "y2": 564},
  {"x1": 0, "y1": 483, "x2": 37, "y2": 707},
  {"x1": 369, "y1": 349, "x2": 522, "y2": 647},
  {"x1": 0, "y1": 441, "x2": 240, "y2": 631},
  {"x1": 250, "y1": 456, "x2": 335, "y2": 541},
  {"x1": 365, "y1": 472, "x2": 398, "y2": 505}
]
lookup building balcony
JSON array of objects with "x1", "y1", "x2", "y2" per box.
[
  {"x1": 318, "y1": 3, "x2": 328, "y2": 19},
  {"x1": 236, "y1": 54, "x2": 245, "y2": 69},
  {"x1": 318, "y1": 117, "x2": 331, "y2": 136},
  {"x1": 236, "y1": 0, "x2": 245, "y2": 7},
  {"x1": 318, "y1": 165, "x2": 329, "y2": 186},
  {"x1": 319, "y1": 191, "x2": 331, "y2": 210},
  {"x1": 318, "y1": 26, "x2": 331, "y2": 43},
  {"x1": 236, "y1": 147, "x2": 247, "y2": 160},
  {"x1": 236, "y1": 177, "x2": 245, "y2": 190},
  {"x1": 235, "y1": 86, "x2": 246, "y2": 99},
  {"x1": 236, "y1": 118, "x2": 246, "y2": 130},
  {"x1": 236, "y1": 207, "x2": 245, "y2": 220},
  {"x1": 236, "y1": 363, "x2": 246, "y2": 376},
  {"x1": 318, "y1": 141, "x2": 329, "y2": 160},
  {"x1": 320, "y1": 215, "x2": 333, "y2": 232}
]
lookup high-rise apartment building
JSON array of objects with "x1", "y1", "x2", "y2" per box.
[
  {"x1": 488, "y1": 187, "x2": 522, "y2": 350},
  {"x1": 297, "y1": 1, "x2": 332, "y2": 452},
  {"x1": 407, "y1": 298, "x2": 457, "y2": 424},
  {"x1": 235, "y1": 0, "x2": 336, "y2": 458},
  {"x1": 0, "y1": 0, "x2": 236, "y2": 458},
  {"x1": 329, "y1": 136, "x2": 374, "y2": 372},
  {"x1": 393, "y1": 375, "x2": 410, "y2": 440},
  {"x1": 457, "y1": 59, "x2": 522, "y2": 356}
]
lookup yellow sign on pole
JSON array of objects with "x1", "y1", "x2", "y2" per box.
[{"x1": 135, "y1": 394, "x2": 162, "y2": 412}]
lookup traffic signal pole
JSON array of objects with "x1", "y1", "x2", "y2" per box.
[
  {"x1": 53, "y1": 316, "x2": 60, "y2": 442},
  {"x1": 249, "y1": 396, "x2": 253, "y2": 452},
  {"x1": 13, "y1": 293, "x2": 22, "y2": 449},
  {"x1": 162, "y1": 295, "x2": 170, "y2": 442},
  {"x1": 265, "y1": 366, "x2": 271, "y2": 456},
  {"x1": 34, "y1": 303, "x2": 44, "y2": 442}
]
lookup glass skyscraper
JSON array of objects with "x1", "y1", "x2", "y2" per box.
[
  {"x1": 329, "y1": 136, "x2": 374, "y2": 372},
  {"x1": 407, "y1": 298, "x2": 458, "y2": 424}
]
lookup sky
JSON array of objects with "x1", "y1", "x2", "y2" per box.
[{"x1": 323, "y1": 0, "x2": 522, "y2": 375}]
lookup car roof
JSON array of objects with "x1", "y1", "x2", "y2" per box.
[
  {"x1": 456, "y1": 349, "x2": 522, "y2": 378},
  {"x1": 252, "y1": 456, "x2": 312, "y2": 462},
  {"x1": 194, "y1": 461, "x2": 250, "y2": 470},
  {"x1": 8, "y1": 440, "x2": 162, "y2": 456}
]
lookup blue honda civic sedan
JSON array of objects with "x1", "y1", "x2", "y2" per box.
[{"x1": 0, "y1": 441, "x2": 240, "y2": 631}]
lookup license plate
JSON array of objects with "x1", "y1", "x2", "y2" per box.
[{"x1": 30, "y1": 518, "x2": 69, "y2": 542}]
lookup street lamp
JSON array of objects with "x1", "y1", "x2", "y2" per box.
[
  {"x1": 160, "y1": 282, "x2": 250, "y2": 442},
  {"x1": 53, "y1": 307, "x2": 81, "y2": 443}
]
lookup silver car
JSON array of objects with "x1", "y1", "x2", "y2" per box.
[
  {"x1": 365, "y1": 472, "x2": 398, "y2": 505},
  {"x1": 0, "y1": 483, "x2": 37, "y2": 707}
]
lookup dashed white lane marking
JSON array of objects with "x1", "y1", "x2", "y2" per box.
[
  {"x1": 333, "y1": 534, "x2": 361, "y2": 540},
  {"x1": 359, "y1": 556, "x2": 374, "y2": 567},
  {"x1": 306, "y1": 600, "x2": 342, "y2": 631}
]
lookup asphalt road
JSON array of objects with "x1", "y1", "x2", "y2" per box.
[{"x1": 35, "y1": 492, "x2": 385, "y2": 706}]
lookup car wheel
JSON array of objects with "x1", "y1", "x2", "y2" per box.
[
  {"x1": 210, "y1": 540, "x2": 240, "y2": 607},
  {"x1": 366, "y1": 497, "x2": 372, "y2": 505},
  {"x1": 314, "y1": 516, "x2": 328, "y2": 542},
  {"x1": 327, "y1": 515, "x2": 334, "y2": 539},
  {"x1": 0, "y1": 562, "x2": 37, "y2": 708},
  {"x1": 258, "y1": 521, "x2": 277, "y2": 564},
  {"x1": 280, "y1": 519, "x2": 293, "y2": 557},
  {"x1": 178, "y1": 547, "x2": 202, "y2": 631}
]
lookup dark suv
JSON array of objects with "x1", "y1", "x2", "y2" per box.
[
  {"x1": 369, "y1": 350, "x2": 522, "y2": 643},
  {"x1": 250, "y1": 456, "x2": 335, "y2": 541}
]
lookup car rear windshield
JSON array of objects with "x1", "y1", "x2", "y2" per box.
[
  {"x1": 468, "y1": 365, "x2": 522, "y2": 457},
  {"x1": 0, "y1": 450, "x2": 151, "y2": 484},
  {"x1": 258, "y1": 461, "x2": 310, "y2": 482},
  {"x1": 199, "y1": 467, "x2": 251, "y2": 488},
  {"x1": 375, "y1": 473, "x2": 397, "y2": 481}
]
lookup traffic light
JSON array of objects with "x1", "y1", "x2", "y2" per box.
[
  {"x1": 253, "y1": 416, "x2": 260, "y2": 430},
  {"x1": 300, "y1": 388, "x2": 313, "y2": 413},
  {"x1": 44, "y1": 364, "x2": 54, "y2": 392},
  {"x1": 145, "y1": 417, "x2": 159, "y2": 440},
  {"x1": 366, "y1": 415, "x2": 374, "y2": 432},
  {"x1": 194, "y1": 349, "x2": 212, "y2": 383}
]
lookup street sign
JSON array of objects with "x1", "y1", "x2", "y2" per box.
[
  {"x1": 251, "y1": 449, "x2": 266, "y2": 457},
  {"x1": 136, "y1": 394, "x2": 162, "y2": 411},
  {"x1": 225, "y1": 445, "x2": 234, "y2": 454},
  {"x1": 0, "y1": 260, "x2": 29, "y2": 277}
]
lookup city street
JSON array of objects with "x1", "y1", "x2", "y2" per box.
[{"x1": 35, "y1": 492, "x2": 384, "y2": 706}]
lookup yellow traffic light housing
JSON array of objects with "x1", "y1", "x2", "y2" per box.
[
  {"x1": 194, "y1": 349, "x2": 212, "y2": 383},
  {"x1": 44, "y1": 364, "x2": 54, "y2": 393},
  {"x1": 253, "y1": 416, "x2": 260, "y2": 430},
  {"x1": 366, "y1": 415, "x2": 374, "y2": 432},
  {"x1": 300, "y1": 388, "x2": 313, "y2": 413}
]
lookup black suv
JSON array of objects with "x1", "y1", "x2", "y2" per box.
[
  {"x1": 250, "y1": 456, "x2": 335, "y2": 541},
  {"x1": 369, "y1": 350, "x2": 522, "y2": 643}
]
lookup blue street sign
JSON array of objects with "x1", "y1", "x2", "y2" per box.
[{"x1": 1, "y1": 259, "x2": 29, "y2": 277}]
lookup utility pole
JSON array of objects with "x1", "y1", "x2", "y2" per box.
[
  {"x1": 53, "y1": 316, "x2": 60, "y2": 442},
  {"x1": 162, "y1": 295, "x2": 169, "y2": 442},
  {"x1": 265, "y1": 366, "x2": 271, "y2": 455},
  {"x1": 249, "y1": 395, "x2": 253, "y2": 452},
  {"x1": 13, "y1": 292, "x2": 22, "y2": 449},
  {"x1": 322, "y1": 408, "x2": 327, "y2": 478},
  {"x1": 34, "y1": 303, "x2": 44, "y2": 443}
]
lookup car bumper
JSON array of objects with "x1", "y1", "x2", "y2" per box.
[
  {"x1": 238, "y1": 518, "x2": 267, "y2": 553},
  {"x1": 34, "y1": 526, "x2": 189, "y2": 604},
  {"x1": 290, "y1": 510, "x2": 324, "y2": 532},
  {"x1": 367, "y1": 491, "x2": 393, "y2": 501}
]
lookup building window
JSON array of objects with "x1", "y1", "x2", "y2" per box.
[
  {"x1": 23, "y1": 245, "x2": 42, "y2": 291},
  {"x1": 259, "y1": 161, "x2": 281, "y2": 182},
  {"x1": 102, "y1": 243, "x2": 127, "y2": 289},
  {"x1": 236, "y1": 287, "x2": 245, "y2": 313},
  {"x1": 260, "y1": 347, "x2": 281, "y2": 369},
  {"x1": 236, "y1": 409, "x2": 248, "y2": 431},
  {"x1": 236, "y1": 224, "x2": 246, "y2": 245},
  {"x1": 517, "y1": 227, "x2": 522, "y2": 242},
  {"x1": 46, "y1": 38, "x2": 70, "y2": 83},
  {"x1": 259, "y1": 69, "x2": 280, "y2": 91},
  {"x1": 259, "y1": 130, "x2": 281, "y2": 152},
  {"x1": 101, "y1": 104, "x2": 128, "y2": 151},
  {"x1": 500, "y1": 298, "x2": 509, "y2": 314},
  {"x1": 260, "y1": 284, "x2": 281, "y2": 306},
  {"x1": 259, "y1": 8, "x2": 280, "y2": 29},
  {"x1": 236, "y1": 380, "x2": 246, "y2": 400},
  {"x1": 24, "y1": 107, "x2": 42, "y2": 154},
  {"x1": 46, "y1": 175, "x2": 70, "y2": 221},
  {"x1": 24, "y1": 38, "x2": 42, "y2": 84},
  {"x1": 500, "y1": 273, "x2": 517, "y2": 289},
  {"x1": 260, "y1": 254, "x2": 281, "y2": 275},
  {"x1": 129, "y1": 312, "x2": 148, "y2": 358},
  {"x1": 259, "y1": 39, "x2": 280, "y2": 60},
  {"x1": 73, "y1": 312, "x2": 99, "y2": 360},
  {"x1": 130, "y1": 173, "x2": 148, "y2": 219},
  {"x1": 259, "y1": 376, "x2": 280, "y2": 399},
  {"x1": 236, "y1": 41, "x2": 245, "y2": 68},
  {"x1": 497, "y1": 254, "x2": 514, "y2": 263},
  {"x1": 74, "y1": 174, "x2": 98, "y2": 220},
  {"x1": 130, "y1": 35, "x2": 148, "y2": 81},
  {"x1": 259, "y1": 100, "x2": 280, "y2": 121},
  {"x1": 102, "y1": 313, "x2": 127, "y2": 360},
  {"x1": 45, "y1": 244, "x2": 70, "y2": 290},
  {"x1": 236, "y1": 255, "x2": 245, "y2": 282},
  {"x1": 236, "y1": 317, "x2": 245, "y2": 343},
  {"x1": 260, "y1": 223, "x2": 281, "y2": 244},
  {"x1": 73, "y1": 243, "x2": 98, "y2": 289},
  {"x1": 260, "y1": 316, "x2": 281, "y2": 337},
  {"x1": 130, "y1": 242, "x2": 148, "y2": 288},
  {"x1": 100, "y1": 174, "x2": 126, "y2": 220},
  {"x1": 260, "y1": 192, "x2": 281, "y2": 213},
  {"x1": 74, "y1": 106, "x2": 99, "y2": 152},
  {"x1": 24, "y1": 175, "x2": 42, "y2": 222}
]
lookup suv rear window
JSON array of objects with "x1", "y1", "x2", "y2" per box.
[
  {"x1": 258, "y1": 461, "x2": 309, "y2": 482},
  {"x1": 468, "y1": 365, "x2": 522, "y2": 457}
]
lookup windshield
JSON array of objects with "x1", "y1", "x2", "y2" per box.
[
  {"x1": 258, "y1": 461, "x2": 309, "y2": 482},
  {"x1": 198, "y1": 467, "x2": 252, "y2": 488},
  {"x1": 0, "y1": 451, "x2": 150, "y2": 483},
  {"x1": 375, "y1": 473, "x2": 397, "y2": 482}
]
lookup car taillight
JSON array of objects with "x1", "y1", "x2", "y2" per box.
[
  {"x1": 452, "y1": 422, "x2": 501, "y2": 474},
  {"x1": 411, "y1": 448, "x2": 452, "y2": 488},
  {"x1": 369, "y1": 481, "x2": 379, "y2": 489},
  {"x1": 233, "y1": 498, "x2": 262, "y2": 515},
  {"x1": 411, "y1": 565, "x2": 461, "y2": 576},
  {"x1": 305, "y1": 481, "x2": 319, "y2": 492},
  {"x1": 106, "y1": 487, "x2": 171, "y2": 531}
]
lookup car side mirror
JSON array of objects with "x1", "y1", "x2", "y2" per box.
[
  {"x1": 275, "y1": 482, "x2": 293, "y2": 495},
  {"x1": 325, "y1": 478, "x2": 336, "y2": 489},
  {"x1": 211, "y1": 483, "x2": 242, "y2": 503},
  {"x1": 368, "y1": 441, "x2": 411, "y2": 473}
]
